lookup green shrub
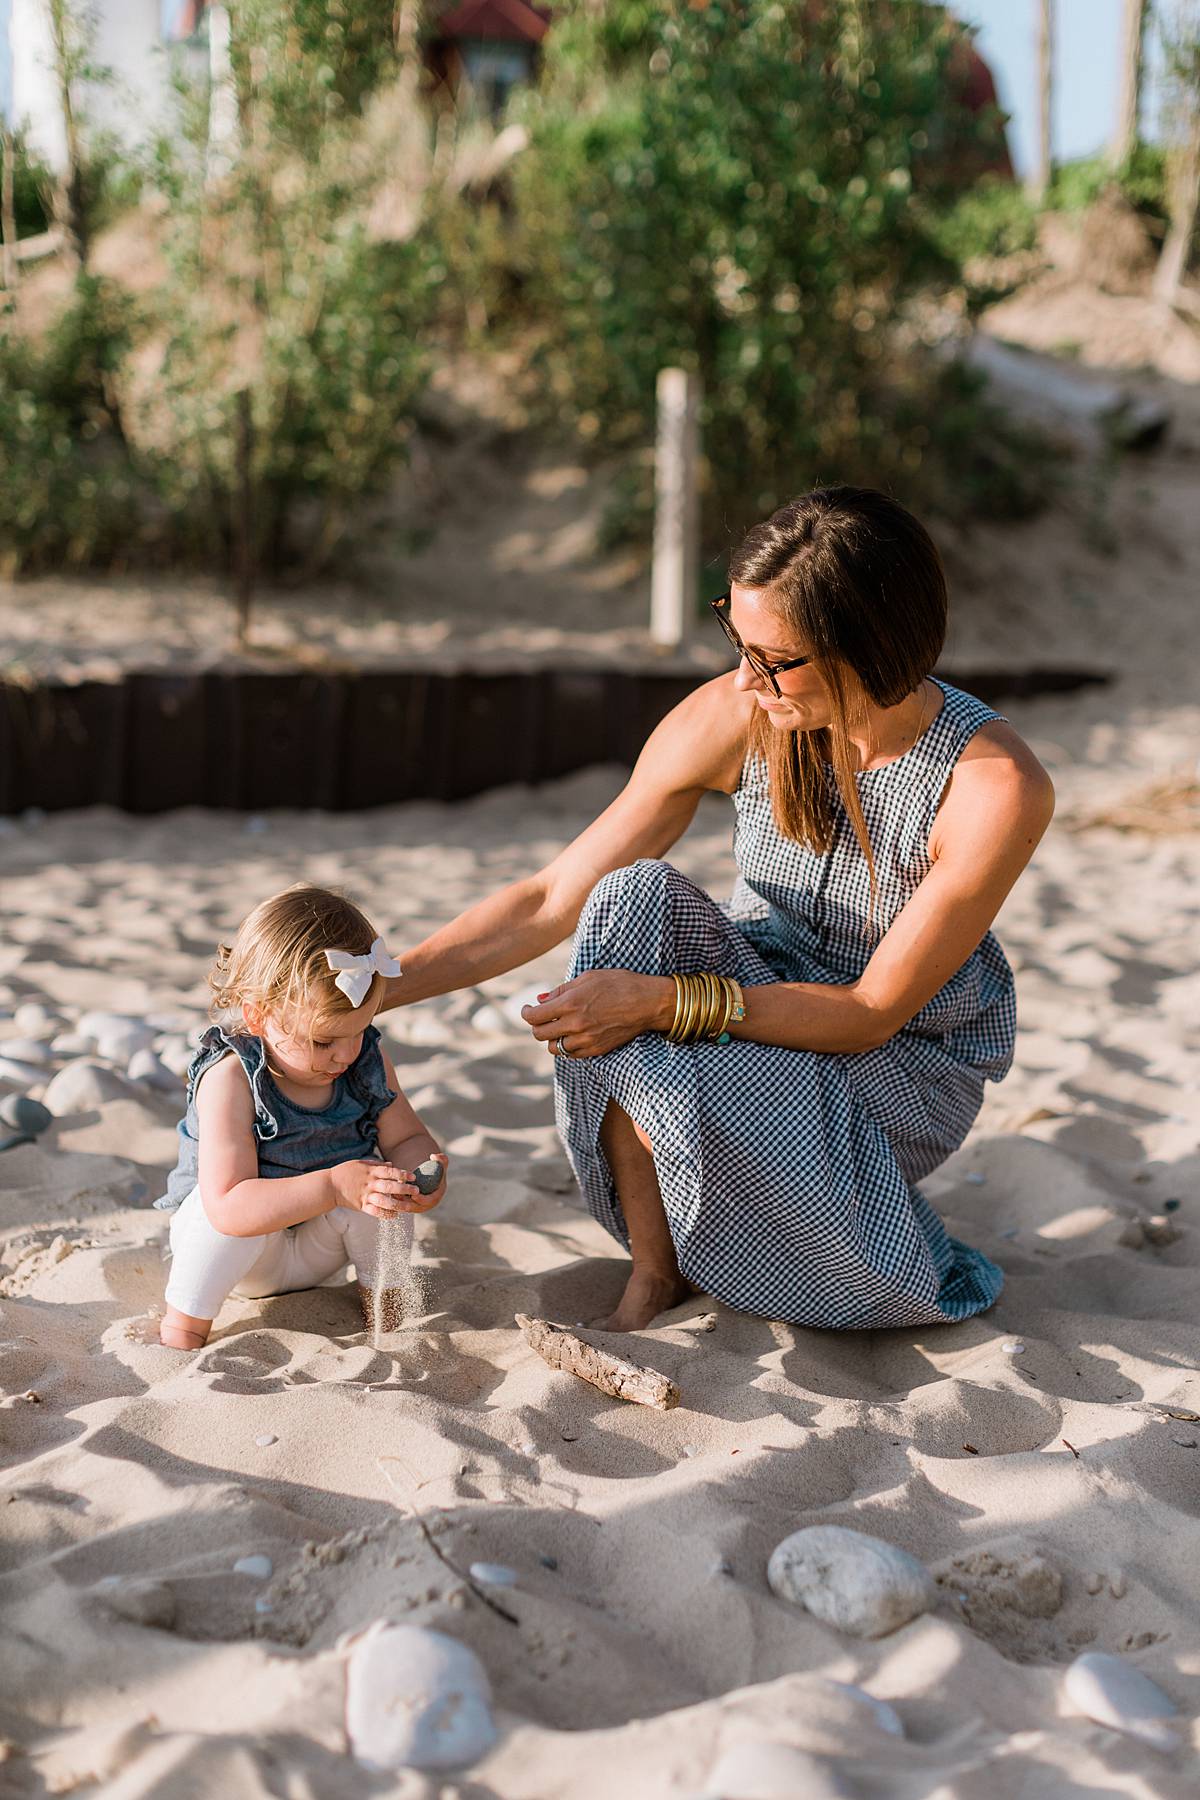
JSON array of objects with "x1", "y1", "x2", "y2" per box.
[
  {"x1": 924, "y1": 177, "x2": 1038, "y2": 266},
  {"x1": 1050, "y1": 145, "x2": 1169, "y2": 224},
  {"x1": 507, "y1": 0, "x2": 1046, "y2": 535}
]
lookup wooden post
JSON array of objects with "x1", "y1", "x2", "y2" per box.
[
  {"x1": 234, "y1": 389, "x2": 255, "y2": 650},
  {"x1": 1, "y1": 127, "x2": 17, "y2": 295},
  {"x1": 651, "y1": 367, "x2": 700, "y2": 649},
  {"x1": 1030, "y1": 0, "x2": 1055, "y2": 204}
]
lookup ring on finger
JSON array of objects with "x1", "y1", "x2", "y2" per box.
[
  {"x1": 559, "y1": 1036, "x2": 577, "y2": 1059},
  {"x1": 548, "y1": 1038, "x2": 560, "y2": 1057}
]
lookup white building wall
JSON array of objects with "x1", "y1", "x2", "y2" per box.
[{"x1": 5, "y1": 0, "x2": 189, "y2": 174}]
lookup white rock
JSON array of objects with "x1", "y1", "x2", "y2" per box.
[
  {"x1": 1001, "y1": 1341, "x2": 1026, "y2": 1356},
  {"x1": 468, "y1": 1562, "x2": 518, "y2": 1588},
  {"x1": 50, "y1": 1031, "x2": 91, "y2": 1057},
  {"x1": 1063, "y1": 1651, "x2": 1180, "y2": 1752},
  {"x1": 767, "y1": 1525, "x2": 935, "y2": 1639},
  {"x1": 470, "y1": 1003, "x2": 507, "y2": 1036},
  {"x1": 127, "y1": 1049, "x2": 179, "y2": 1092},
  {"x1": 701, "y1": 1741, "x2": 847, "y2": 1800},
  {"x1": 2, "y1": 1035, "x2": 53, "y2": 1064},
  {"x1": 14, "y1": 1001, "x2": 63, "y2": 1035},
  {"x1": 79, "y1": 1012, "x2": 156, "y2": 1061},
  {"x1": 156, "y1": 1036, "x2": 197, "y2": 1078},
  {"x1": 500, "y1": 982, "x2": 553, "y2": 1028},
  {"x1": 254, "y1": 1433, "x2": 278, "y2": 1448},
  {"x1": 0, "y1": 1055, "x2": 48, "y2": 1088},
  {"x1": 234, "y1": 1554, "x2": 273, "y2": 1579},
  {"x1": 42, "y1": 1059, "x2": 136, "y2": 1113},
  {"x1": 346, "y1": 1623, "x2": 496, "y2": 1772}
]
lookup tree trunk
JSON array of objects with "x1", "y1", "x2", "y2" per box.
[
  {"x1": 1, "y1": 127, "x2": 17, "y2": 293},
  {"x1": 1030, "y1": 0, "x2": 1055, "y2": 203},
  {"x1": 47, "y1": 0, "x2": 87, "y2": 269},
  {"x1": 1110, "y1": 0, "x2": 1148, "y2": 167},
  {"x1": 1155, "y1": 104, "x2": 1200, "y2": 304}
]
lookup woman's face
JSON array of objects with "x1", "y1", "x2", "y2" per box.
[{"x1": 728, "y1": 583, "x2": 832, "y2": 732}]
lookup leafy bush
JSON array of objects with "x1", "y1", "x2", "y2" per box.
[
  {"x1": 8, "y1": 133, "x2": 55, "y2": 240},
  {"x1": 1050, "y1": 145, "x2": 1169, "y2": 224},
  {"x1": 925, "y1": 177, "x2": 1039, "y2": 266},
  {"x1": 506, "y1": 0, "x2": 1043, "y2": 534},
  {"x1": 0, "y1": 276, "x2": 142, "y2": 573}
]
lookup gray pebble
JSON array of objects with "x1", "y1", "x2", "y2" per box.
[
  {"x1": 0, "y1": 1094, "x2": 52, "y2": 1137},
  {"x1": 0, "y1": 1055, "x2": 49, "y2": 1088},
  {"x1": 468, "y1": 1561, "x2": 518, "y2": 1588},
  {"x1": 413, "y1": 1158, "x2": 443, "y2": 1196},
  {"x1": 234, "y1": 1554, "x2": 273, "y2": 1579},
  {"x1": 2, "y1": 1036, "x2": 53, "y2": 1064}
]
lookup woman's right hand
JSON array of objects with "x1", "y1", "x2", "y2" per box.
[{"x1": 330, "y1": 1159, "x2": 410, "y2": 1220}]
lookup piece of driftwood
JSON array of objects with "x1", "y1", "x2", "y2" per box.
[{"x1": 515, "y1": 1314, "x2": 680, "y2": 1411}]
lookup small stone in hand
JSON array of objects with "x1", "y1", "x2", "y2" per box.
[{"x1": 413, "y1": 1158, "x2": 443, "y2": 1196}]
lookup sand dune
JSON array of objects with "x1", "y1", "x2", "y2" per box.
[{"x1": 1, "y1": 716, "x2": 1198, "y2": 1796}]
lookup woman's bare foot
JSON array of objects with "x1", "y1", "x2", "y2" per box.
[
  {"x1": 159, "y1": 1306, "x2": 212, "y2": 1350},
  {"x1": 592, "y1": 1267, "x2": 692, "y2": 1333}
]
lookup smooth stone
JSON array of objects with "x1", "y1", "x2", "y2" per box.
[
  {"x1": 156, "y1": 1036, "x2": 197, "y2": 1078},
  {"x1": 127, "y1": 1048, "x2": 179, "y2": 1092},
  {"x1": 42, "y1": 1059, "x2": 136, "y2": 1113},
  {"x1": 97, "y1": 1024, "x2": 156, "y2": 1063},
  {"x1": 254, "y1": 1433, "x2": 278, "y2": 1448},
  {"x1": 468, "y1": 1562, "x2": 518, "y2": 1588},
  {"x1": 413, "y1": 1158, "x2": 443, "y2": 1196},
  {"x1": 1063, "y1": 1651, "x2": 1180, "y2": 1752},
  {"x1": 2, "y1": 1036, "x2": 53, "y2": 1064},
  {"x1": 234, "y1": 1554, "x2": 273, "y2": 1579},
  {"x1": 0, "y1": 1055, "x2": 48, "y2": 1088},
  {"x1": 50, "y1": 1031, "x2": 91, "y2": 1057},
  {"x1": 346, "y1": 1622, "x2": 496, "y2": 1772},
  {"x1": 767, "y1": 1525, "x2": 935, "y2": 1640},
  {"x1": 470, "y1": 1003, "x2": 507, "y2": 1036},
  {"x1": 0, "y1": 1094, "x2": 52, "y2": 1136},
  {"x1": 1001, "y1": 1341, "x2": 1026, "y2": 1355},
  {"x1": 700, "y1": 1741, "x2": 847, "y2": 1800},
  {"x1": 14, "y1": 1002, "x2": 63, "y2": 1035}
]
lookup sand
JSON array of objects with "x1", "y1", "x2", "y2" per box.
[
  {"x1": 3, "y1": 272, "x2": 1200, "y2": 1791},
  {"x1": 1, "y1": 677, "x2": 1198, "y2": 1796}
]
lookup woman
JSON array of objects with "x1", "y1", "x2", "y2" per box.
[{"x1": 384, "y1": 487, "x2": 1054, "y2": 1333}]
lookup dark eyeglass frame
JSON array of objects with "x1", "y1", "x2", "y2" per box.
[{"x1": 710, "y1": 593, "x2": 812, "y2": 697}]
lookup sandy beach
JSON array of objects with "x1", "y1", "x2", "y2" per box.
[{"x1": 1, "y1": 652, "x2": 1198, "y2": 1796}]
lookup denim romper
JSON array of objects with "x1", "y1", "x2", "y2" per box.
[{"x1": 157, "y1": 1024, "x2": 396, "y2": 1212}]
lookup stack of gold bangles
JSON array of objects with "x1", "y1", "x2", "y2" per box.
[{"x1": 666, "y1": 973, "x2": 746, "y2": 1046}]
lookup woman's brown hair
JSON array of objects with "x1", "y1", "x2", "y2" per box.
[{"x1": 730, "y1": 486, "x2": 947, "y2": 901}]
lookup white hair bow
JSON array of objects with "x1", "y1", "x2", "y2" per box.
[{"x1": 325, "y1": 937, "x2": 402, "y2": 1008}]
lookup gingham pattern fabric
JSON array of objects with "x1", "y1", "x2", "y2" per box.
[{"x1": 554, "y1": 680, "x2": 1012, "y2": 1329}]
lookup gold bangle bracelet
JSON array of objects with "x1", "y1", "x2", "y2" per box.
[
  {"x1": 668, "y1": 973, "x2": 685, "y2": 1040},
  {"x1": 699, "y1": 972, "x2": 720, "y2": 1041},
  {"x1": 675, "y1": 974, "x2": 700, "y2": 1044}
]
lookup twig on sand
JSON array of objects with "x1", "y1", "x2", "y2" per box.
[{"x1": 516, "y1": 1314, "x2": 681, "y2": 1411}]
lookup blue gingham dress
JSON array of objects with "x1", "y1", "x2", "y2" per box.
[{"x1": 555, "y1": 680, "x2": 1012, "y2": 1328}]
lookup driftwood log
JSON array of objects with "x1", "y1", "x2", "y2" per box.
[{"x1": 516, "y1": 1314, "x2": 681, "y2": 1411}]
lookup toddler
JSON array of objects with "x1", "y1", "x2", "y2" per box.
[{"x1": 156, "y1": 884, "x2": 446, "y2": 1349}]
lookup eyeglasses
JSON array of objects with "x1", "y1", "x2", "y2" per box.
[{"x1": 710, "y1": 593, "x2": 812, "y2": 697}]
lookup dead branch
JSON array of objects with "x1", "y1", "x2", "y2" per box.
[{"x1": 516, "y1": 1314, "x2": 681, "y2": 1411}]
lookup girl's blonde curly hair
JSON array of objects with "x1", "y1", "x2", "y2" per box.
[{"x1": 210, "y1": 885, "x2": 385, "y2": 1026}]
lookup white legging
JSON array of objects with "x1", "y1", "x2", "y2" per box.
[{"x1": 164, "y1": 1186, "x2": 412, "y2": 1321}]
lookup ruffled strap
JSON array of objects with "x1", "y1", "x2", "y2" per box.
[
  {"x1": 344, "y1": 1024, "x2": 397, "y2": 1144},
  {"x1": 187, "y1": 1024, "x2": 281, "y2": 1143}
]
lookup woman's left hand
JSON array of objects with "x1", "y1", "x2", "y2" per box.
[{"x1": 521, "y1": 971, "x2": 673, "y2": 1060}]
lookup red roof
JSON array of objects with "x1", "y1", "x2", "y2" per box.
[{"x1": 436, "y1": 0, "x2": 550, "y2": 44}]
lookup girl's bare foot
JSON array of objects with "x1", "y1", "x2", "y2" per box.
[
  {"x1": 593, "y1": 1267, "x2": 692, "y2": 1333},
  {"x1": 160, "y1": 1306, "x2": 212, "y2": 1350}
]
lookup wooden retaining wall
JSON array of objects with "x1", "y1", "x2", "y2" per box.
[{"x1": 0, "y1": 665, "x2": 1107, "y2": 815}]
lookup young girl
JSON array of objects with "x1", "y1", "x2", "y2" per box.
[{"x1": 156, "y1": 884, "x2": 447, "y2": 1350}]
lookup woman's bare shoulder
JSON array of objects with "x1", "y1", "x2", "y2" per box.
[
  {"x1": 650, "y1": 671, "x2": 756, "y2": 796},
  {"x1": 934, "y1": 719, "x2": 1055, "y2": 851}
]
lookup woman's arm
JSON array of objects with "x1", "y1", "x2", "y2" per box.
[
  {"x1": 525, "y1": 723, "x2": 1054, "y2": 1057},
  {"x1": 196, "y1": 1058, "x2": 411, "y2": 1234},
  {"x1": 383, "y1": 675, "x2": 752, "y2": 1007}
]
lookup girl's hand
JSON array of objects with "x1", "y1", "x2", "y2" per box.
[
  {"x1": 331, "y1": 1159, "x2": 413, "y2": 1220},
  {"x1": 521, "y1": 971, "x2": 674, "y2": 1060},
  {"x1": 393, "y1": 1151, "x2": 449, "y2": 1214}
]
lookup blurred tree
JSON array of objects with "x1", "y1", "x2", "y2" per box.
[
  {"x1": 507, "y1": 0, "x2": 1043, "y2": 533},
  {"x1": 1154, "y1": 1, "x2": 1200, "y2": 304},
  {"x1": 1111, "y1": 0, "x2": 1150, "y2": 168}
]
